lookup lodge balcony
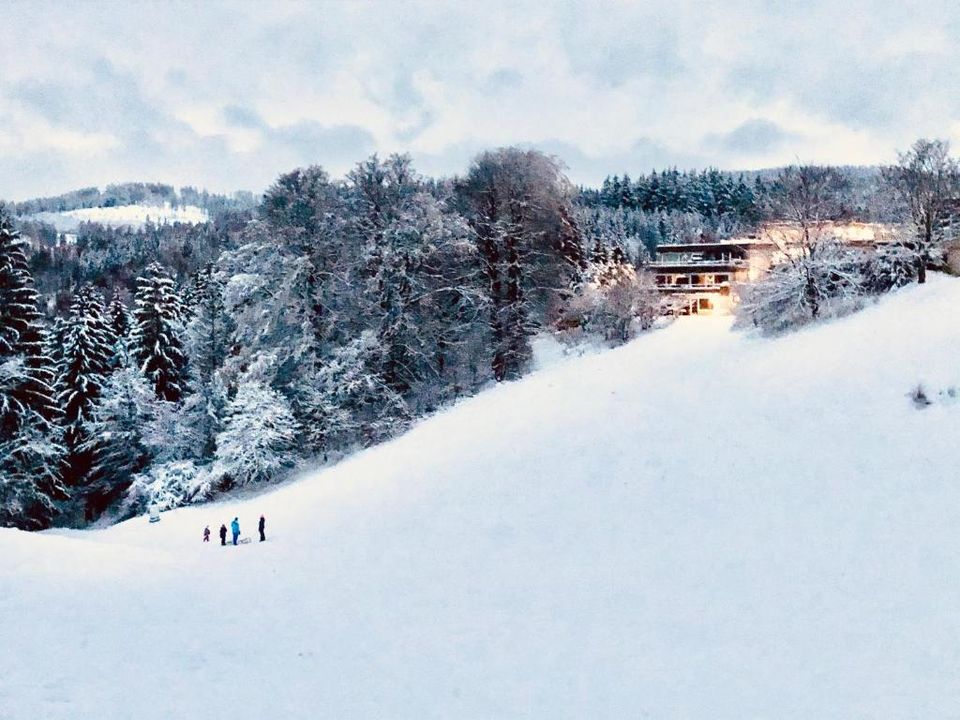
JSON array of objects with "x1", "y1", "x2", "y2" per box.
[
  {"x1": 648, "y1": 258, "x2": 748, "y2": 270},
  {"x1": 656, "y1": 283, "x2": 731, "y2": 294}
]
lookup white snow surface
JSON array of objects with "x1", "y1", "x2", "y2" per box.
[
  {"x1": 4, "y1": 277, "x2": 960, "y2": 719},
  {"x1": 34, "y1": 203, "x2": 209, "y2": 231}
]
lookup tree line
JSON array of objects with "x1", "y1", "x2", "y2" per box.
[
  {"x1": 2, "y1": 139, "x2": 957, "y2": 529},
  {"x1": 12, "y1": 183, "x2": 257, "y2": 217},
  {"x1": 2, "y1": 149, "x2": 658, "y2": 529}
]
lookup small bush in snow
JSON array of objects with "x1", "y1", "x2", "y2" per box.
[
  {"x1": 904, "y1": 384, "x2": 960, "y2": 408},
  {"x1": 909, "y1": 384, "x2": 932, "y2": 409},
  {"x1": 862, "y1": 242, "x2": 918, "y2": 294},
  {"x1": 560, "y1": 263, "x2": 661, "y2": 345},
  {"x1": 127, "y1": 460, "x2": 211, "y2": 513}
]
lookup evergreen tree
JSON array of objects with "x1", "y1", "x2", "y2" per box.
[
  {"x1": 179, "y1": 372, "x2": 228, "y2": 461},
  {"x1": 591, "y1": 236, "x2": 609, "y2": 265},
  {"x1": 0, "y1": 210, "x2": 66, "y2": 529},
  {"x1": 183, "y1": 263, "x2": 233, "y2": 459},
  {"x1": 185, "y1": 264, "x2": 231, "y2": 387},
  {"x1": 57, "y1": 284, "x2": 115, "y2": 494},
  {"x1": 79, "y1": 366, "x2": 155, "y2": 518},
  {"x1": 0, "y1": 418, "x2": 66, "y2": 529},
  {"x1": 0, "y1": 211, "x2": 60, "y2": 431},
  {"x1": 130, "y1": 262, "x2": 187, "y2": 402},
  {"x1": 44, "y1": 316, "x2": 67, "y2": 379},
  {"x1": 108, "y1": 288, "x2": 131, "y2": 340},
  {"x1": 619, "y1": 173, "x2": 634, "y2": 208},
  {"x1": 106, "y1": 288, "x2": 131, "y2": 368}
]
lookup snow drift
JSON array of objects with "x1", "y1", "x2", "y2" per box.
[{"x1": 3, "y1": 276, "x2": 960, "y2": 719}]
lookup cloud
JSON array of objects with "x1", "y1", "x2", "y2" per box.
[
  {"x1": 2, "y1": 0, "x2": 960, "y2": 199},
  {"x1": 270, "y1": 122, "x2": 376, "y2": 167},
  {"x1": 223, "y1": 105, "x2": 265, "y2": 130},
  {"x1": 705, "y1": 119, "x2": 801, "y2": 157}
]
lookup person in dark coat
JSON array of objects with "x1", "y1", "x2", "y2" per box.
[
  {"x1": 219, "y1": 523, "x2": 227, "y2": 546},
  {"x1": 258, "y1": 515, "x2": 266, "y2": 542},
  {"x1": 203, "y1": 526, "x2": 210, "y2": 543}
]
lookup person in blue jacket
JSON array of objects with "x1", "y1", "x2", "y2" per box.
[{"x1": 231, "y1": 517, "x2": 240, "y2": 545}]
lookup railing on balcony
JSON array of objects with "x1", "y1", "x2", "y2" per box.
[
  {"x1": 649, "y1": 257, "x2": 748, "y2": 267},
  {"x1": 656, "y1": 283, "x2": 728, "y2": 292}
]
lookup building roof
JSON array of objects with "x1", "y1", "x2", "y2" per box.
[
  {"x1": 654, "y1": 242, "x2": 752, "y2": 252},
  {"x1": 656, "y1": 221, "x2": 898, "y2": 254}
]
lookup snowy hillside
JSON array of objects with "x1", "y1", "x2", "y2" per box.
[
  {"x1": 4, "y1": 277, "x2": 960, "y2": 719},
  {"x1": 34, "y1": 203, "x2": 209, "y2": 231}
]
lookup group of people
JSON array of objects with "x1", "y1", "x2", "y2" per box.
[{"x1": 202, "y1": 515, "x2": 266, "y2": 545}]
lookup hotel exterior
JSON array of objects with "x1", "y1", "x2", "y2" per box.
[
  {"x1": 647, "y1": 222, "x2": 897, "y2": 316},
  {"x1": 649, "y1": 241, "x2": 750, "y2": 315}
]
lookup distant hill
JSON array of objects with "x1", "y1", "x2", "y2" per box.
[
  {"x1": 8, "y1": 181, "x2": 259, "y2": 220},
  {"x1": 32, "y1": 203, "x2": 211, "y2": 232}
]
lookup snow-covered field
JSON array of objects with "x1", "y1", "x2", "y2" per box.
[
  {"x1": 33, "y1": 203, "x2": 209, "y2": 231},
  {"x1": 3, "y1": 277, "x2": 960, "y2": 719}
]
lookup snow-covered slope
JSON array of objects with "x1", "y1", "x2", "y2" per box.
[
  {"x1": 4, "y1": 277, "x2": 960, "y2": 719},
  {"x1": 34, "y1": 203, "x2": 209, "y2": 231}
]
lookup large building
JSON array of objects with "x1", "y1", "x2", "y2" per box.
[
  {"x1": 649, "y1": 241, "x2": 751, "y2": 315},
  {"x1": 647, "y1": 222, "x2": 896, "y2": 316}
]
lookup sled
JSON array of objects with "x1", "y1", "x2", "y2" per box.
[{"x1": 239, "y1": 537, "x2": 253, "y2": 544}]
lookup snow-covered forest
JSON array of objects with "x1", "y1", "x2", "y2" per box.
[{"x1": 2, "y1": 140, "x2": 958, "y2": 530}]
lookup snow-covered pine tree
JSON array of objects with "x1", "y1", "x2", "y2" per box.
[
  {"x1": 179, "y1": 372, "x2": 228, "y2": 461},
  {"x1": 0, "y1": 418, "x2": 67, "y2": 529},
  {"x1": 78, "y1": 366, "x2": 156, "y2": 519},
  {"x1": 214, "y1": 378, "x2": 298, "y2": 487},
  {"x1": 106, "y1": 288, "x2": 131, "y2": 368},
  {"x1": 108, "y1": 288, "x2": 131, "y2": 341},
  {"x1": 352, "y1": 158, "x2": 423, "y2": 398},
  {"x1": 130, "y1": 262, "x2": 187, "y2": 402},
  {"x1": 0, "y1": 210, "x2": 66, "y2": 529},
  {"x1": 178, "y1": 276, "x2": 200, "y2": 321},
  {"x1": 591, "y1": 235, "x2": 609, "y2": 265},
  {"x1": 260, "y1": 164, "x2": 346, "y2": 350},
  {"x1": 182, "y1": 263, "x2": 233, "y2": 459},
  {"x1": 218, "y1": 228, "x2": 334, "y2": 459},
  {"x1": 0, "y1": 211, "x2": 61, "y2": 430},
  {"x1": 185, "y1": 264, "x2": 231, "y2": 387},
  {"x1": 57, "y1": 284, "x2": 115, "y2": 494},
  {"x1": 44, "y1": 316, "x2": 67, "y2": 374}
]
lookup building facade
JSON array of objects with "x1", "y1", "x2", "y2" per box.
[
  {"x1": 647, "y1": 222, "x2": 896, "y2": 316},
  {"x1": 648, "y1": 241, "x2": 751, "y2": 315}
]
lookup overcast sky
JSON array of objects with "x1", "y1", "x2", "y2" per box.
[{"x1": 2, "y1": 0, "x2": 959, "y2": 200}]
